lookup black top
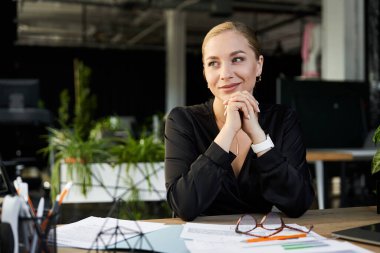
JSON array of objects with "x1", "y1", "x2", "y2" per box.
[{"x1": 164, "y1": 99, "x2": 315, "y2": 221}]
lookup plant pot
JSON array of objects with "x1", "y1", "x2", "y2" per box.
[
  {"x1": 59, "y1": 162, "x2": 165, "y2": 203},
  {"x1": 64, "y1": 157, "x2": 85, "y2": 164}
]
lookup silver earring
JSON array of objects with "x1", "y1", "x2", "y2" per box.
[{"x1": 256, "y1": 76, "x2": 262, "y2": 83}]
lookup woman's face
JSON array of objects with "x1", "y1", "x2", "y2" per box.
[{"x1": 203, "y1": 30, "x2": 263, "y2": 102}]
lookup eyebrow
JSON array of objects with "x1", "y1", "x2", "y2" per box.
[
  {"x1": 205, "y1": 50, "x2": 247, "y2": 61},
  {"x1": 230, "y1": 50, "x2": 246, "y2": 56}
]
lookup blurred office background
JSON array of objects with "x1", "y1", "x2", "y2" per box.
[{"x1": 0, "y1": 0, "x2": 379, "y2": 219}]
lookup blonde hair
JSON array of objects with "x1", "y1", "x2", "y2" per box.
[{"x1": 202, "y1": 21, "x2": 262, "y2": 61}]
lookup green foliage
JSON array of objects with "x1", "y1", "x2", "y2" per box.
[
  {"x1": 42, "y1": 59, "x2": 165, "y2": 206},
  {"x1": 110, "y1": 126, "x2": 165, "y2": 200},
  {"x1": 372, "y1": 125, "x2": 380, "y2": 175},
  {"x1": 41, "y1": 59, "x2": 109, "y2": 199},
  {"x1": 111, "y1": 131, "x2": 165, "y2": 164},
  {"x1": 73, "y1": 59, "x2": 97, "y2": 140},
  {"x1": 42, "y1": 127, "x2": 112, "y2": 198},
  {"x1": 58, "y1": 89, "x2": 70, "y2": 128}
]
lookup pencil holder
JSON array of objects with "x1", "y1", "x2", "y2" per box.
[
  {"x1": 0, "y1": 195, "x2": 58, "y2": 253},
  {"x1": 19, "y1": 209, "x2": 58, "y2": 253}
]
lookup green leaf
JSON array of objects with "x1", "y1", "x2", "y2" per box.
[
  {"x1": 371, "y1": 124, "x2": 380, "y2": 175},
  {"x1": 372, "y1": 150, "x2": 380, "y2": 175},
  {"x1": 373, "y1": 125, "x2": 380, "y2": 144}
]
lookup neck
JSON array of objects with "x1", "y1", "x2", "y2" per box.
[{"x1": 213, "y1": 98, "x2": 226, "y2": 126}]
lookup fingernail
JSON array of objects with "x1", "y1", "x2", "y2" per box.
[
  {"x1": 224, "y1": 110, "x2": 227, "y2": 116},
  {"x1": 247, "y1": 115, "x2": 251, "y2": 120},
  {"x1": 257, "y1": 106, "x2": 261, "y2": 113}
]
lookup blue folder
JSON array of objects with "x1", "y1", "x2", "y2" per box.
[{"x1": 109, "y1": 225, "x2": 189, "y2": 253}]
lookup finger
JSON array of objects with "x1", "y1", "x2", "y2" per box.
[
  {"x1": 253, "y1": 100, "x2": 260, "y2": 113},
  {"x1": 241, "y1": 91, "x2": 260, "y2": 113},
  {"x1": 226, "y1": 100, "x2": 248, "y2": 119},
  {"x1": 226, "y1": 93, "x2": 259, "y2": 115},
  {"x1": 240, "y1": 103, "x2": 251, "y2": 120},
  {"x1": 241, "y1": 90, "x2": 257, "y2": 104},
  {"x1": 233, "y1": 95, "x2": 255, "y2": 118},
  {"x1": 233, "y1": 102, "x2": 250, "y2": 120}
]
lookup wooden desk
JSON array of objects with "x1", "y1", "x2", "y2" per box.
[
  {"x1": 306, "y1": 149, "x2": 376, "y2": 209},
  {"x1": 59, "y1": 206, "x2": 380, "y2": 253}
]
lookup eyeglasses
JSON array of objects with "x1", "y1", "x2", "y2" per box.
[{"x1": 235, "y1": 212, "x2": 314, "y2": 238}]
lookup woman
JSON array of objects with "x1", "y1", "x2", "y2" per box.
[{"x1": 164, "y1": 21, "x2": 314, "y2": 221}]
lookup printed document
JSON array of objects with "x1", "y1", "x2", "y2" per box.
[
  {"x1": 181, "y1": 223, "x2": 372, "y2": 253},
  {"x1": 181, "y1": 222, "x2": 323, "y2": 242},
  {"x1": 184, "y1": 239, "x2": 373, "y2": 253},
  {"x1": 53, "y1": 216, "x2": 166, "y2": 249}
]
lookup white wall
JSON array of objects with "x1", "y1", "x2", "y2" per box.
[{"x1": 322, "y1": 0, "x2": 365, "y2": 81}]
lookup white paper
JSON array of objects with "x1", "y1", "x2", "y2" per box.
[
  {"x1": 52, "y1": 216, "x2": 167, "y2": 249},
  {"x1": 181, "y1": 223, "x2": 372, "y2": 253},
  {"x1": 243, "y1": 239, "x2": 374, "y2": 253},
  {"x1": 185, "y1": 239, "x2": 373, "y2": 253},
  {"x1": 180, "y1": 222, "x2": 323, "y2": 242}
]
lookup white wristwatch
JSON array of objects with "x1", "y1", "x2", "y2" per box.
[{"x1": 251, "y1": 134, "x2": 274, "y2": 153}]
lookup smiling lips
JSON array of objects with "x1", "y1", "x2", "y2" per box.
[{"x1": 219, "y1": 83, "x2": 240, "y2": 92}]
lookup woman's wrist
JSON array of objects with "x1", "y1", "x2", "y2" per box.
[
  {"x1": 249, "y1": 129, "x2": 266, "y2": 144},
  {"x1": 214, "y1": 126, "x2": 237, "y2": 153}
]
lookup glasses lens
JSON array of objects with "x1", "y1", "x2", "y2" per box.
[
  {"x1": 237, "y1": 215, "x2": 256, "y2": 232},
  {"x1": 261, "y1": 212, "x2": 282, "y2": 230}
]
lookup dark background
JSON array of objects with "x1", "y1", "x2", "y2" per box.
[
  {"x1": 0, "y1": 46, "x2": 302, "y2": 123},
  {"x1": 0, "y1": 0, "x2": 303, "y2": 178}
]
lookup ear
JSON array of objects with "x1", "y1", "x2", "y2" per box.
[{"x1": 256, "y1": 55, "x2": 264, "y2": 77}]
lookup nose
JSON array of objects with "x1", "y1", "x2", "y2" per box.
[{"x1": 220, "y1": 63, "x2": 233, "y2": 81}]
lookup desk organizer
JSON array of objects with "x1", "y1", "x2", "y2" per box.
[{"x1": 0, "y1": 195, "x2": 58, "y2": 253}]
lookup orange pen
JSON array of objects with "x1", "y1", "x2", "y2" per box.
[
  {"x1": 244, "y1": 233, "x2": 307, "y2": 243},
  {"x1": 58, "y1": 181, "x2": 73, "y2": 205}
]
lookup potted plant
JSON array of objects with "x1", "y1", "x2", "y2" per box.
[
  {"x1": 42, "y1": 59, "x2": 113, "y2": 199},
  {"x1": 42, "y1": 58, "x2": 167, "y2": 213},
  {"x1": 43, "y1": 59, "x2": 166, "y2": 204},
  {"x1": 111, "y1": 125, "x2": 165, "y2": 199},
  {"x1": 57, "y1": 116, "x2": 166, "y2": 203},
  {"x1": 371, "y1": 125, "x2": 380, "y2": 213}
]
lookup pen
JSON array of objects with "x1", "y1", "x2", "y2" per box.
[
  {"x1": 14, "y1": 178, "x2": 36, "y2": 217},
  {"x1": 36, "y1": 197, "x2": 45, "y2": 220},
  {"x1": 58, "y1": 181, "x2": 73, "y2": 205},
  {"x1": 244, "y1": 233, "x2": 307, "y2": 243},
  {"x1": 41, "y1": 194, "x2": 60, "y2": 231},
  {"x1": 41, "y1": 181, "x2": 72, "y2": 231},
  {"x1": 30, "y1": 197, "x2": 45, "y2": 253}
]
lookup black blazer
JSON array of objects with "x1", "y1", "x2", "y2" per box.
[{"x1": 165, "y1": 99, "x2": 315, "y2": 221}]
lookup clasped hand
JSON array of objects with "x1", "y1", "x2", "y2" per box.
[{"x1": 223, "y1": 91, "x2": 261, "y2": 138}]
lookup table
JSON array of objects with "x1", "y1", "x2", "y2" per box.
[
  {"x1": 306, "y1": 149, "x2": 377, "y2": 209},
  {"x1": 59, "y1": 206, "x2": 380, "y2": 253}
]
